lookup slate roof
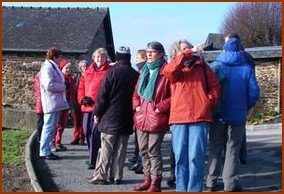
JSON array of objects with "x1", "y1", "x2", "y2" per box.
[
  {"x1": 202, "y1": 46, "x2": 282, "y2": 62},
  {"x1": 203, "y1": 33, "x2": 225, "y2": 51},
  {"x1": 2, "y1": 6, "x2": 113, "y2": 53}
]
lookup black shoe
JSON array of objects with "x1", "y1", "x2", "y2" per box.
[
  {"x1": 224, "y1": 187, "x2": 243, "y2": 192},
  {"x1": 89, "y1": 179, "x2": 108, "y2": 185},
  {"x1": 166, "y1": 179, "x2": 175, "y2": 187},
  {"x1": 87, "y1": 163, "x2": 95, "y2": 170},
  {"x1": 128, "y1": 157, "x2": 137, "y2": 164},
  {"x1": 114, "y1": 179, "x2": 122, "y2": 185},
  {"x1": 130, "y1": 163, "x2": 140, "y2": 171},
  {"x1": 70, "y1": 140, "x2": 79, "y2": 145},
  {"x1": 134, "y1": 165, "x2": 143, "y2": 174},
  {"x1": 79, "y1": 140, "x2": 87, "y2": 145},
  {"x1": 204, "y1": 185, "x2": 217, "y2": 192},
  {"x1": 108, "y1": 177, "x2": 114, "y2": 184},
  {"x1": 43, "y1": 153, "x2": 59, "y2": 160}
]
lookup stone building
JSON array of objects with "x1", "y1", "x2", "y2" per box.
[{"x1": 2, "y1": 6, "x2": 115, "y2": 130}]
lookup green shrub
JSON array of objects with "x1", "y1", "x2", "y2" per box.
[{"x1": 2, "y1": 129, "x2": 33, "y2": 164}]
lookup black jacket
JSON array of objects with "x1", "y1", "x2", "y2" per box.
[{"x1": 94, "y1": 59, "x2": 139, "y2": 135}]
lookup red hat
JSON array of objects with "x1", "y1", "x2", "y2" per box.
[{"x1": 59, "y1": 59, "x2": 70, "y2": 70}]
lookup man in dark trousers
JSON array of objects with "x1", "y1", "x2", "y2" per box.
[{"x1": 89, "y1": 46, "x2": 139, "y2": 185}]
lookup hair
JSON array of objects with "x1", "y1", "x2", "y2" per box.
[
  {"x1": 147, "y1": 41, "x2": 165, "y2": 54},
  {"x1": 46, "y1": 47, "x2": 62, "y2": 60},
  {"x1": 137, "y1": 49, "x2": 147, "y2": 60},
  {"x1": 169, "y1": 39, "x2": 193, "y2": 59},
  {"x1": 92, "y1": 47, "x2": 111, "y2": 62},
  {"x1": 225, "y1": 33, "x2": 240, "y2": 41}
]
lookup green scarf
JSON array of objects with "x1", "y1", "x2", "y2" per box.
[{"x1": 138, "y1": 58, "x2": 165, "y2": 101}]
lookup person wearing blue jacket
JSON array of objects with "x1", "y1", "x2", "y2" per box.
[{"x1": 205, "y1": 37, "x2": 260, "y2": 192}]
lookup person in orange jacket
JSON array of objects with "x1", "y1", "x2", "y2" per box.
[{"x1": 163, "y1": 39, "x2": 221, "y2": 192}]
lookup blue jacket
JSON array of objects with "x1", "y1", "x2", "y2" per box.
[{"x1": 210, "y1": 38, "x2": 260, "y2": 125}]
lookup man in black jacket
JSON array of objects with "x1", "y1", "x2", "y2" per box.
[{"x1": 89, "y1": 46, "x2": 139, "y2": 185}]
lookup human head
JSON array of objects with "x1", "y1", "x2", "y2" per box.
[
  {"x1": 46, "y1": 47, "x2": 63, "y2": 64},
  {"x1": 115, "y1": 46, "x2": 131, "y2": 61},
  {"x1": 59, "y1": 60, "x2": 72, "y2": 75},
  {"x1": 224, "y1": 33, "x2": 240, "y2": 43},
  {"x1": 135, "y1": 49, "x2": 147, "y2": 64},
  {"x1": 223, "y1": 38, "x2": 243, "y2": 52},
  {"x1": 146, "y1": 41, "x2": 165, "y2": 63},
  {"x1": 169, "y1": 40, "x2": 193, "y2": 59},
  {"x1": 78, "y1": 60, "x2": 87, "y2": 75},
  {"x1": 92, "y1": 48, "x2": 110, "y2": 68}
]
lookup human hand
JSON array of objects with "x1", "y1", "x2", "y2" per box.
[
  {"x1": 93, "y1": 115, "x2": 99, "y2": 123},
  {"x1": 135, "y1": 106, "x2": 141, "y2": 112}
]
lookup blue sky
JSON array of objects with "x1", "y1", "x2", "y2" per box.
[{"x1": 3, "y1": 2, "x2": 236, "y2": 62}]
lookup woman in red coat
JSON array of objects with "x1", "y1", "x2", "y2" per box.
[
  {"x1": 34, "y1": 72, "x2": 44, "y2": 142},
  {"x1": 52, "y1": 59, "x2": 75, "y2": 151},
  {"x1": 70, "y1": 60, "x2": 87, "y2": 145},
  {"x1": 132, "y1": 42, "x2": 171, "y2": 192},
  {"x1": 77, "y1": 48, "x2": 111, "y2": 169}
]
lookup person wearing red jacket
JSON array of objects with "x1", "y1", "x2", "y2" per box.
[
  {"x1": 52, "y1": 60, "x2": 75, "y2": 152},
  {"x1": 34, "y1": 72, "x2": 44, "y2": 143},
  {"x1": 70, "y1": 60, "x2": 87, "y2": 145},
  {"x1": 163, "y1": 40, "x2": 221, "y2": 192},
  {"x1": 132, "y1": 42, "x2": 171, "y2": 192},
  {"x1": 77, "y1": 48, "x2": 111, "y2": 169}
]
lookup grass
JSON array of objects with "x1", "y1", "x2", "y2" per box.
[{"x1": 2, "y1": 129, "x2": 33, "y2": 164}]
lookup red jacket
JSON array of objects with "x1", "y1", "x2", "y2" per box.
[
  {"x1": 163, "y1": 51, "x2": 220, "y2": 124},
  {"x1": 34, "y1": 72, "x2": 43, "y2": 114},
  {"x1": 78, "y1": 62, "x2": 111, "y2": 112},
  {"x1": 133, "y1": 64, "x2": 171, "y2": 133},
  {"x1": 63, "y1": 73, "x2": 75, "y2": 104}
]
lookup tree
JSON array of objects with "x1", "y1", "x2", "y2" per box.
[{"x1": 220, "y1": 2, "x2": 282, "y2": 47}]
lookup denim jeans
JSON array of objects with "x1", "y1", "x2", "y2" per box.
[
  {"x1": 171, "y1": 122, "x2": 209, "y2": 192},
  {"x1": 39, "y1": 112, "x2": 60, "y2": 156}
]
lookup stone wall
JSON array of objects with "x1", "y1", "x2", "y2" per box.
[
  {"x1": 250, "y1": 59, "x2": 281, "y2": 115},
  {"x1": 2, "y1": 52, "x2": 81, "y2": 110}
]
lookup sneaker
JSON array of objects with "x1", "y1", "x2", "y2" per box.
[{"x1": 70, "y1": 140, "x2": 79, "y2": 145}]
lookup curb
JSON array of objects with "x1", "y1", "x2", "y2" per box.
[
  {"x1": 246, "y1": 123, "x2": 282, "y2": 130},
  {"x1": 25, "y1": 130, "x2": 43, "y2": 192}
]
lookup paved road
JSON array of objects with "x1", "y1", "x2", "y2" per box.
[{"x1": 35, "y1": 123, "x2": 282, "y2": 192}]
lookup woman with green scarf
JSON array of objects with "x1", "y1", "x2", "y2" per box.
[{"x1": 132, "y1": 42, "x2": 171, "y2": 192}]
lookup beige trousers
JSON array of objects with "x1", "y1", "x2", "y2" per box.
[{"x1": 93, "y1": 133, "x2": 129, "y2": 181}]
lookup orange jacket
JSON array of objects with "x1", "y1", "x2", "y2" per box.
[{"x1": 163, "y1": 51, "x2": 220, "y2": 124}]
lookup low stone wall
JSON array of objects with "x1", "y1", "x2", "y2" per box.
[{"x1": 2, "y1": 107, "x2": 37, "y2": 130}]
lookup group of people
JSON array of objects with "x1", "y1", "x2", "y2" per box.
[{"x1": 34, "y1": 32, "x2": 260, "y2": 192}]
